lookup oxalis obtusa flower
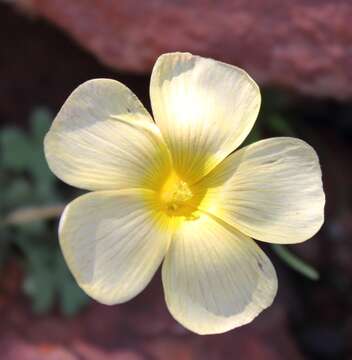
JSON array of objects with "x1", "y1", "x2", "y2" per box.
[{"x1": 44, "y1": 52, "x2": 325, "y2": 335}]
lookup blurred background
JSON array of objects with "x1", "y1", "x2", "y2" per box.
[{"x1": 0, "y1": 1, "x2": 351, "y2": 359}]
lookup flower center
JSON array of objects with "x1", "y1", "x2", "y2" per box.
[{"x1": 160, "y1": 172, "x2": 194, "y2": 215}]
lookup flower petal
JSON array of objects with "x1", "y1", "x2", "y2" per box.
[
  {"x1": 59, "y1": 189, "x2": 171, "y2": 305},
  {"x1": 45, "y1": 79, "x2": 171, "y2": 191},
  {"x1": 150, "y1": 52, "x2": 261, "y2": 183},
  {"x1": 199, "y1": 137, "x2": 325, "y2": 244},
  {"x1": 162, "y1": 213, "x2": 277, "y2": 335}
]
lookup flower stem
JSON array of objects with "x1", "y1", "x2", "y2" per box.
[
  {"x1": 1, "y1": 204, "x2": 65, "y2": 225},
  {"x1": 271, "y1": 244, "x2": 319, "y2": 281}
]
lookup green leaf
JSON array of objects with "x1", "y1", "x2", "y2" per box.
[
  {"x1": 28, "y1": 107, "x2": 58, "y2": 202},
  {"x1": 20, "y1": 242, "x2": 57, "y2": 314},
  {"x1": 0, "y1": 128, "x2": 33, "y2": 171},
  {"x1": 271, "y1": 244, "x2": 319, "y2": 281},
  {"x1": 17, "y1": 221, "x2": 47, "y2": 236},
  {"x1": 30, "y1": 107, "x2": 53, "y2": 144},
  {"x1": 2, "y1": 178, "x2": 32, "y2": 209},
  {"x1": 267, "y1": 115, "x2": 296, "y2": 136},
  {"x1": 23, "y1": 269, "x2": 56, "y2": 314},
  {"x1": 20, "y1": 243, "x2": 90, "y2": 316},
  {"x1": 55, "y1": 254, "x2": 90, "y2": 316},
  {"x1": 29, "y1": 147, "x2": 58, "y2": 202},
  {"x1": 59, "y1": 277, "x2": 90, "y2": 316},
  {"x1": 0, "y1": 108, "x2": 72, "y2": 315}
]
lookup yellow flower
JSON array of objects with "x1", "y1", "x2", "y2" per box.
[{"x1": 44, "y1": 52, "x2": 325, "y2": 335}]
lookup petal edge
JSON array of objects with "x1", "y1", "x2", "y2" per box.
[
  {"x1": 45, "y1": 78, "x2": 171, "y2": 191},
  {"x1": 162, "y1": 213, "x2": 277, "y2": 334},
  {"x1": 150, "y1": 52, "x2": 261, "y2": 183},
  {"x1": 59, "y1": 189, "x2": 171, "y2": 305},
  {"x1": 199, "y1": 137, "x2": 325, "y2": 244}
]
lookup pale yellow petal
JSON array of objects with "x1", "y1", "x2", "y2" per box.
[
  {"x1": 59, "y1": 189, "x2": 171, "y2": 305},
  {"x1": 162, "y1": 213, "x2": 277, "y2": 335},
  {"x1": 199, "y1": 137, "x2": 325, "y2": 244},
  {"x1": 45, "y1": 79, "x2": 171, "y2": 191},
  {"x1": 150, "y1": 52, "x2": 261, "y2": 183}
]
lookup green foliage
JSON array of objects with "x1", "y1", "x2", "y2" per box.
[
  {"x1": 0, "y1": 128, "x2": 33, "y2": 171},
  {"x1": 19, "y1": 238, "x2": 90, "y2": 315},
  {"x1": 267, "y1": 114, "x2": 296, "y2": 137},
  {"x1": 243, "y1": 91, "x2": 296, "y2": 147},
  {"x1": 0, "y1": 107, "x2": 90, "y2": 315},
  {"x1": 272, "y1": 244, "x2": 319, "y2": 281}
]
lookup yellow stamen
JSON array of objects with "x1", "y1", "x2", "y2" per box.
[{"x1": 160, "y1": 172, "x2": 194, "y2": 215}]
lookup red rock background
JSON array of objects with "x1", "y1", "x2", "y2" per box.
[
  {"x1": 11, "y1": 0, "x2": 352, "y2": 100},
  {"x1": 1, "y1": 2, "x2": 352, "y2": 359},
  {"x1": 1, "y1": 261, "x2": 303, "y2": 360}
]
